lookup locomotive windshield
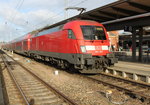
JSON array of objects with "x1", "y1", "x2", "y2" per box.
[{"x1": 81, "y1": 26, "x2": 106, "y2": 40}]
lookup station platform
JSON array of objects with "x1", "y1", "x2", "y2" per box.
[
  {"x1": 114, "y1": 51, "x2": 150, "y2": 63},
  {"x1": 0, "y1": 80, "x2": 4, "y2": 105},
  {"x1": 107, "y1": 51, "x2": 150, "y2": 83},
  {"x1": 112, "y1": 51, "x2": 150, "y2": 76},
  {"x1": 0, "y1": 69, "x2": 4, "y2": 105},
  {"x1": 111, "y1": 61, "x2": 150, "y2": 76},
  {"x1": 107, "y1": 60, "x2": 150, "y2": 83}
]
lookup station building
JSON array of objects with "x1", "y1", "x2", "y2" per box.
[{"x1": 107, "y1": 31, "x2": 119, "y2": 51}]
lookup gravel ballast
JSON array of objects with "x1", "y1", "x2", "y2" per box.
[{"x1": 5, "y1": 52, "x2": 145, "y2": 105}]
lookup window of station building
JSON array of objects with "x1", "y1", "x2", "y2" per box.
[
  {"x1": 81, "y1": 26, "x2": 106, "y2": 40},
  {"x1": 109, "y1": 32, "x2": 116, "y2": 36},
  {"x1": 68, "y1": 29, "x2": 76, "y2": 39}
]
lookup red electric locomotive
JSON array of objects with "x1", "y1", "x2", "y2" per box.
[{"x1": 3, "y1": 20, "x2": 118, "y2": 73}]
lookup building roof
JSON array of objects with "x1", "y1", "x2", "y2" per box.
[
  {"x1": 33, "y1": 0, "x2": 150, "y2": 32},
  {"x1": 79, "y1": 0, "x2": 150, "y2": 23}
]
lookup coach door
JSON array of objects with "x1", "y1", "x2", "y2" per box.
[
  {"x1": 36, "y1": 38, "x2": 39, "y2": 50},
  {"x1": 27, "y1": 38, "x2": 31, "y2": 51},
  {"x1": 23, "y1": 40, "x2": 27, "y2": 51}
]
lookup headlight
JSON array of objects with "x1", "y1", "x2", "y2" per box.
[{"x1": 80, "y1": 46, "x2": 86, "y2": 53}]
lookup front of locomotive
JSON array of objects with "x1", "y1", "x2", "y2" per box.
[{"x1": 70, "y1": 20, "x2": 118, "y2": 73}]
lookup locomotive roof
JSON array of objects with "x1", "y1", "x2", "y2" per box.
[
  {"x1": 11, "y1": 33, "x2": 31, "y2": 43},
  {"x1": 32, "y1": 20, "x2": 101, "y2": 33}
]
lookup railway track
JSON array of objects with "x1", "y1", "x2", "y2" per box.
[
  {"x1": 0, "y1": 51, "x2": 77, "y2": 105},
  {"x1": 86, "y1": 71, "x2": 150, "y2": 103},
  {"x1": 2, "y1": 51, "x2": 150, "y2": 104}
]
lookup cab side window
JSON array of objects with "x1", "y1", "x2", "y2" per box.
[{"x1": 68, "y1": 29, "x2": 76, "y2": 39}]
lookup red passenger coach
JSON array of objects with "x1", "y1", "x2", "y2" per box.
[
  {"x1": 3, "y1": 20, "x2": 118, "y2": 73},
  {"x1": 3, "y1": 34, "x2": 32, "y2": 54}
]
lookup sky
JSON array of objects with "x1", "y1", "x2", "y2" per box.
[{"x1": 0, "y1": 0, "x2": 117, "y2": 42}]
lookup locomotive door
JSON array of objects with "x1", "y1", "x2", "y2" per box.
[{"x1": 64, "y1": 29, "x2": 78, "y2": 53}]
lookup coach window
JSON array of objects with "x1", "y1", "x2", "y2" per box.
[{"x1": 68, "y1": 29, "x2": 76, "y2": 39}]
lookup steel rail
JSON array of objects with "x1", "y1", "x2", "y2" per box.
[
  {"x1": 4, "y1": 51, "x2": 78, "y2": 105},
  {"x1": 86, "y1": 74, "x2": 150, "y2": 101},
  {"x1": 1, "y1": 54, "x2": 30, "y2": 105}
]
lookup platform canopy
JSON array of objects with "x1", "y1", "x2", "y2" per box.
[
  {"x1": 79, "y1": 0, "x2": 150, "y2": 22},
  {"x1": 37, "y1": 0, "x2": 150, "y2": 32}
]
